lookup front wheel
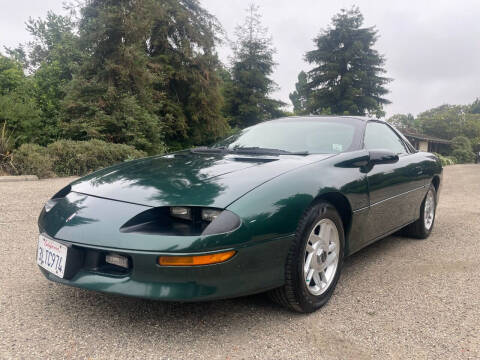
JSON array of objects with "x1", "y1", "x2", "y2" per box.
[
  {"x1": 269, "y1": 201, "x2": 344, "y2": 313},
  {"x1": 404, "y1": 184, "x2": 437, "y2": 239}
]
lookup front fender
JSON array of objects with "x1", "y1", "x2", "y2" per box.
[{"x1": 226, "y1": 153, "x2": 370, "y2": 253}]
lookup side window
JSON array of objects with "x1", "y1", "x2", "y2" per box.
[{"x1": 364, "y1": 122, "x2": 408, "y2": 154}]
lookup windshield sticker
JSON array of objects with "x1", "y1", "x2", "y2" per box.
[{"x1": 332, "y1": 144, "x2": 343, "y2": 152}]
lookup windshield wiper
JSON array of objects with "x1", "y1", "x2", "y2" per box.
[
  {"x1": 190, "y1": 146, "x2": 228, "y2": 154},
  {"x1": 230, "y1": 147, "x2": 309, "y2": 156},
  {"x1": 191, "y1": 146, "x2": 309, "y2": 156}
]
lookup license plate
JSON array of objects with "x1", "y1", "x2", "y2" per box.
[{"x1": 37, "y1": 235, "x2": 67, "y2": 278}]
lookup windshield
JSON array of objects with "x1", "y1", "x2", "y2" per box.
[{"x1": 214, "y1": 118, "x2": 360, "y2": 154}]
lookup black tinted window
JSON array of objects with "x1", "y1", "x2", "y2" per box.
[{"x1": 364, "y1": 122, "x2": 408, "y2": 154}]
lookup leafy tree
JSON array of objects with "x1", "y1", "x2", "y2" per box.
[
  {"x1": 470, "y1": 98, "x2": 480, "y2": 114},
  {"x1": 387, "y1": 113, "x2": 418, "y2": 130},
  {"x1": 0, "y1": 56, "x2": 25, "y2": 94},
  {"x1": 416, "y1": 104, "x2": 480, "y2": 140},
  {"x1": 417, "y1": 105, "x2": 462, "y2": 139},
  {"x1": 6, "y1": 12, "x2": 82, "y2": 145},
  {"x1": 7, "y1": 12, "x2": 80, "y2": 73},
  {"x1": 0, "y1": 55, "x2": 42, "y2": 145},
  {"x1": 451, "y1": 135, "x2": 475, "y2": 163},
  {"x1": 289, "y1": 71, "x2": 309, "y2": 115},
  {"x1": 0, "y1": 88, "x2": 43, "y2": 145},
  {"x1": 304, "y1": 7, "x2": 391, "y2": 117},
  {"x1": 452, "y1": 136, "x2": 472, "y2": 151},
  {"x1": 462, "y1": 115, "x2": 480, "y2": 139},
  {"x1": 62, "y1": 0, "x2": 228, "y2": 152},
  {"x1": 224, "y1": 4, "x2": 285, "y2": 128},
  {"x1": 471, "y1": 137, "x2": 480, "y2": 153}
]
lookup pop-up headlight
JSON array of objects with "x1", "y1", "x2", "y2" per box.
[
  {"x1": 201, "y1": 208, "x2": 222, "y2": 222},
  {"x1": 120, "y1": 207, "x2": 241, "y2": 236},
  {"x1": 170, "y1": 206, "x2": 192, "y2": 220}
]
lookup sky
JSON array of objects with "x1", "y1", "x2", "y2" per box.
[{"x1": 1, "y1": 0, "x2": 479, "y2": 117}]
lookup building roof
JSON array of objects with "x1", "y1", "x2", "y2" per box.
[{"x1": 402, "y1": 130, "x2": 451, "y2": 144}]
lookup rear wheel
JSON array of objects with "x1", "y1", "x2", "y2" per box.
[
  {"x1": 404, "y1": 184, "x2": 437, "y2": 239},
  {"x1": 269, "y1": 201, "x2": 344, "y2": 313}
]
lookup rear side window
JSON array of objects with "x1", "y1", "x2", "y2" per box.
[{"x1": 364, "y1": 122, "x2": 408, "y2": 154}]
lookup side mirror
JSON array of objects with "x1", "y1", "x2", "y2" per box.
[{"x1": 369, "y1": 149, "x2": 399, "y2": 165}]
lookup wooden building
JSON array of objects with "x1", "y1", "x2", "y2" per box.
[{"x1": 401, "y1": 131, "x2": 451, "y2": 154}]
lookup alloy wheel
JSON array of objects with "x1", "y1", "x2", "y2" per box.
[
  {"x1": 303, "y1": 218, "x2": 340, "y2": 296},
  {"x1": 424, "y1": 189, "x2": 435, "y2": 230}
]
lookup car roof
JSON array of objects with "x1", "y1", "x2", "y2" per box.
[{"x1": 270, "y1": 115, "x2": 385, "y2": 123}]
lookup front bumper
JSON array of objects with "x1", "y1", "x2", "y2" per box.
[{"x1": 39, "y1": 234, "x2": 293, "y2": 301}]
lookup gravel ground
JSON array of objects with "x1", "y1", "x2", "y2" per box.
[{"x1": 0, "y1": 165, "x2": 479, "y2": 359}]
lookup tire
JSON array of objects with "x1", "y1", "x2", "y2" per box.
[
  {"x1": 403, "y1": 183, "x2": 437, "y2": 239},
  {"x1": 269, "y1": 201, "x2": 344, "y2": 313}
]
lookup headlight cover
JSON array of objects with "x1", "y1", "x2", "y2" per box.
[
  {"x1": 201, "y1": 208, "x2": 222, "y2": 222},
  {"x1": 44, "y1": 199, "x2": 58, "y2": 213},
  {"x1": 43, "y1": 185, "x2": 71, "y2": 212},
  {"x1": 201, "y1": 210, "x2": 241, "y2": 235},
  {"x1": 120, "y1": 206, "x2": 241, "y2": 236}
]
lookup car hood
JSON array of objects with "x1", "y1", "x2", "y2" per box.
[{"x1": 70, "y1": 151, "x2": 334, "y2": 208}]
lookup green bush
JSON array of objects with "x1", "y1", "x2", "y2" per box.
[
  {"x1": 451, "y1": 136, "x2": 472, "y2": 151},
  {"x1": 47, "y1": 139, "x2": 147, "y2": 176},
  {"x1": 11, "y1": 143, "x2": 55, "y2": 178},
  {"x1": 433, "y1": 153, "x2": 456, "y2": 166},
  {"x1": 452, "y1": 149, "x2": 475, "y2": 164},
  {"x1": 451, "y1": 136, "x2": 475, "y2": 163},
  {"x1": 11, "y1": 139, "x2": 147, "y2": 178}
]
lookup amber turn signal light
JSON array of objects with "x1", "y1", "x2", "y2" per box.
[{"x1": 158, "y1": 250, "x2": 236, "y2": 266}]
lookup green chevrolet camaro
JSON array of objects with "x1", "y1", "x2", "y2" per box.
[{"x1": 37, "y1": 116, "x2": 442, "y2": 312}]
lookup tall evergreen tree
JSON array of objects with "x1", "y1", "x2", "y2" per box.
[
  {"x1": 61, "y1": 0, "x2": 164, "y2": 153},
  {"x1": 289, "y1": 71, "x2": 309, "y2": 115},
  {"x1": 147, "y1": 0, "x2": 229, "y2": 149},
  {"x1": 217, "y1": 64, "x2": 235, "y2": 123},
  {"x1": 304, "y1": 7, "x2": 391, "y2": 117},
  {"x1": 62, "y1": 0, "x2": 228, "y2": 152},
  {"x1": 224, "y1": 4, "x2": 285, "y2": 128}
]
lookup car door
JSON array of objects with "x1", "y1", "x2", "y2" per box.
[{"x1": 363, "y1": 121, "x2": 425, "y2": 243}]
